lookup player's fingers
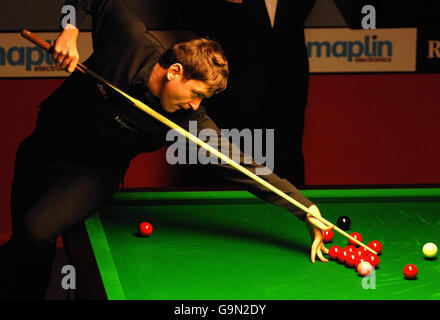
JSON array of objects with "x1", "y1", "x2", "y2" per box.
[
  {"x1": 317, "y1": 221, "x2": 333, "y2": 232},
  {"x1": 308, "y1": 216, "x2": 333, "y2": 232},
  {"x1": 52, "y1": 52, "x2": 59, "y2": 62},
  {"x1": 60, "y1": 56, "x2": 71, "y2": 70},
  {"x1": 305, "y1": 219, "x2": 315, "y2": 241},
  {"x1": 317, "y1": 249, "x2": 328, "y2": 263},
  {"x1": 321, "y1": 243, "x2": 329, "y2": 254},
  {"x1": 52, "y1": 45, "x2": 61, "y2": 62},
  {"x1": 53, "y1": 53, "x2": 63, "y2": 65},
  {"x1": 310, "y1": 238, "x2": 320, "y2": 264},
  {"x1": 67, "y1": 57, "x2": 79, "y2": 73},
  {"x1": 53, "y1": 46, "x2": 67, "y2": 64},
  {"x1": 54, "y1": 55, "x2": 68, "y2": 68}
]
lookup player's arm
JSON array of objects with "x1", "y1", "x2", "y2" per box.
[
  {"x1": 183, "y1": 111, "x2": 331, "y2": 263},
  {"x1": 186, "y1": 111, "x2": 313, "y2": 221},
  {"x1": 64, "y1": 0, "x2": 147, "y2": 51},
  {"x1": 52, "y1": 0, "x2": 95, "y2": 72}
]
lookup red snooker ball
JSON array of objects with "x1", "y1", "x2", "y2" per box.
[
  {"x1": 328, "y1": 245, "x2": 342, "y2": 260},
  {"x1": 139, "y1": 222, "x2": 153, "y2": 237},
  {"x1": 354, "y1": 256, "x2": 367, "y2": 268},
  {"x1": 403, "y1": 264, "x2": 418, "y2": 279},
  {"x1": 344, "y1": 245, "x2": 356, "y2": 254},
  {"x1": 346, "y1": 253, "x2": 357, "y2": 268},
  {"x1": 360, "y1": 246, "x2": 370, "y2": 256},
  {"x1": 337, "y1": 250, "x2": 348, "y2": 264},
  {"x1": 355, "y1": 249, "x2": 365, "y2": 259},
  {"x1": 348, "y1": 232, "x2": 363, "y2": 246},
  {"x1": 322, "y1": 229, "x2": 334, "y2": 243},
  {"x1": 369, "y1": 240, "x2": 383, "y2": 254},
  {"x1": 366, "y1": 254, "x2": 380, "y2": 268}
]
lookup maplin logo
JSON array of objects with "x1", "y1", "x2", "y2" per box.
[
  {"x1": 0, "y1": 40, "x2": 61, "y2": 71},
  {"x1": 307, "y1": 35, "x2": 393, "y2": 62}
]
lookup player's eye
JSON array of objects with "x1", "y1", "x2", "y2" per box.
[{"x1": 193, "y1": 91, "x2": 203, "y2": 98}]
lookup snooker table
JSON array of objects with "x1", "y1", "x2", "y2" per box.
[{"x1": 68, "y1": 187, "x2": 440, "y2": 300}]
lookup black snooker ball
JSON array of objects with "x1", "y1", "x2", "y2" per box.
[{"x1": 337, "y1": 216, "x2": 351, "y2": 231}]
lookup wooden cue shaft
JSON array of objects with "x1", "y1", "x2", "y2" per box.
[{"x1": 20, "y1": 29, "x2": 378, "y2": 256}]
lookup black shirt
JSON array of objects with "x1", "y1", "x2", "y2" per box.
[{"x1": 30, "y1": 0, "x2": 314, "y2": 220}]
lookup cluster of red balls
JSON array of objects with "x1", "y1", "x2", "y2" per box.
[
  {"x1": 323, "y1": 229, "x2": 420, "y2": 279},
  {"x1": 323, "y1": 229, "x2": 382, "y2": 276}
]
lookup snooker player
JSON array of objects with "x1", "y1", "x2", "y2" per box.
[{"x1": 0, "y1": 0, "x2": 332, "y2": 300}]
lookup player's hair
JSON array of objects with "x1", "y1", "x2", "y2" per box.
[{"x1": 158, "y1": 37, "x2": 229, "y2": 94}]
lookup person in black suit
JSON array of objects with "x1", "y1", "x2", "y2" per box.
[
  {"x1": 191, "y1": 0, "x2": 316, "y2": 188},
  {"x1": 0, "y1": 0, "x2": 330, "y2": 300}
]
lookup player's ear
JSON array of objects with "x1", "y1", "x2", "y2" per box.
[{"x1": 167, "y1": 63, "x2": 183, "y2": 81}]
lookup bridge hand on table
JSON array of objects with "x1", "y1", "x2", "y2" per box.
[{"x1": 305, "y1": 205, "x2": 333, "y2": 264}]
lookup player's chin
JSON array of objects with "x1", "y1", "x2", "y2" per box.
[{"x1": 163, "y1": 105, "x2": 178, "y2": 113}]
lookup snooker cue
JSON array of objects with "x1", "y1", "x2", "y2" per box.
[{"x1": 20, "y1": 29, "x2": 378, "y2": 256}]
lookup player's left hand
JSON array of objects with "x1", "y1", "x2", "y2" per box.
[{"x1": 305, "y1": 205, "x2": 333, "y2": 263}]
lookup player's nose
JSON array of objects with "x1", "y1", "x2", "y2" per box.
[{"x1": 189, "y1": 100, "x2": 201, "y2": 111}]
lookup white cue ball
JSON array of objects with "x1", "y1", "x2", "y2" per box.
[
  {"x1": 422, "y1": 242, "x2": 438, "y2": 258},
  {"x1": 357, "y1": 261, "x2": 373, "y2": 276}
]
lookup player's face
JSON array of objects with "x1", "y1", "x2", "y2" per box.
[{"x1": 160, "y1": 65, "x2": 213, "y2": 113}]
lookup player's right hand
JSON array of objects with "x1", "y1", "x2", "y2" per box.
[{"x1": 52, "y1": 24, "x2": 80, "y2": 73}]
